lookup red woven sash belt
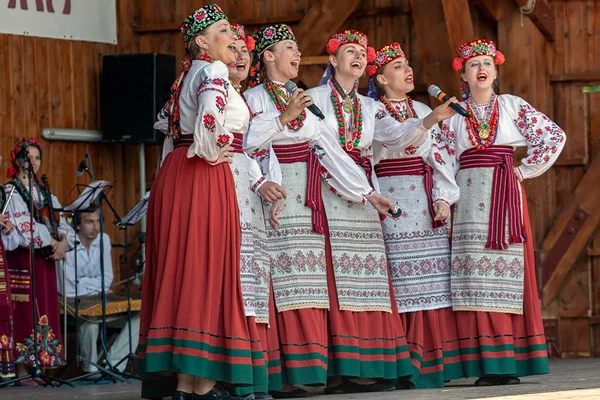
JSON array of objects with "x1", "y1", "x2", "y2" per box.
[
  {"x1": 273, "y1": 143, "x2": 325, "y2": 234},
  {"x1": 459, "y1": 145, "x2": 525, "y2": 250}
]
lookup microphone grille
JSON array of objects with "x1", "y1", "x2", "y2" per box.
[
  {"x1": 427, "y1": 85, "x2": 441, "y2": 97},
  {"x1": 75, "y1": 170, "x2": 83, "y2": 177},
  {"x1": 284, "y1": 81, "x2": 297, "y2": 94}
]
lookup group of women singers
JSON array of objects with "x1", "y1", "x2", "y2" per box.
[{"x1": 138, "y1": 4, "x2": 566, "y2": 400}]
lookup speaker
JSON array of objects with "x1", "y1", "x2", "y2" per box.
[{"x1": 101, "y1": 53, "x2": 176, "y2": 143}]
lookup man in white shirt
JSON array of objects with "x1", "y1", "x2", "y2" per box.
[{"x1": 58, "y1": 209, "x2": 140, "y2": 374}]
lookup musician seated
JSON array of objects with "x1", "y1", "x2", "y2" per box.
[{"x1": 57, "y1": 209, "x2": 140, "y2": 374}]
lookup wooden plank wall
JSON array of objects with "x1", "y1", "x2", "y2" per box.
[
  {"x1": 543, "y1": 0, "x2": 600, "y2": 358},
  {"x1": 1, "y1": 0, "x2": 598, "y2": 357},
  {"x1": 0, "y1": 0, "x2": 149, "y2": 289}
]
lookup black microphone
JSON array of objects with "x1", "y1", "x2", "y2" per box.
[
  {"x1": 75, "y1": 153, "x2": 89, "y2": 177},
  {"x1": 428, "y1": 85, "x2": 470, "y2": 118},
  {"x1": 284, "y1": 81, "x2": 325, "y2": 120},
  {"x1": 133, "y1": 257, "x2": 142, "y2": 287}
]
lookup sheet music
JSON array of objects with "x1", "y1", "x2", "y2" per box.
[
  {"x1": 63, "y1": 180, "x2": 112, "y2": 212},
  {"x1": 118, "y1": 191, "x2": 150, "y2": 226}
]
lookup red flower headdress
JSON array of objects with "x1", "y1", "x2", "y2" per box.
[
  {"x1": 366, "y1": 42, "x2": 406, "y2": 77},
  {"x1": 231, "y1": 23, "x2": 255, "y2": 52},
  {"x1": 7, "y1": 137, "x2": 43, "y2": 178},
  {"x1": 452, "y1": 38, "x2": 505, "y2": 71}
]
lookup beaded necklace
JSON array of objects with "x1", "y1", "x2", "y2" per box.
[
  {"x1": 465, "y1": 93, "x2": 499, "y2": 150},
  {"x1": 329, "y1": 79, "x2": 363, "y2": 152},
  {"x1": 380, "y1": 95, "x2": 417, "y2": 122},
  {"x1": 263, "y1": 78, "x2": 306, "y2": 131}
]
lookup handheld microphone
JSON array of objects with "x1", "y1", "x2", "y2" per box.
[
  {"x1": 284, "y1": 81, "x2": 325, "y2": 120},
  {"x1": 389, "y1": 206, "x2": 402, "y2": 218},
  {"x1": 75, "y1": 153, "x2": 89, "y2": 177},
  {"x1": 133, "y1": 258, "x2": 142, "y2": 287},
  {"x1": 427, "y1": 85, "x2": 470, "y2": 118}
]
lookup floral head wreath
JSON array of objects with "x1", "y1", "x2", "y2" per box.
[
  {"x1": 366, "y1": 42, "x2": 406, "y2": 77},
  {"x1": 319, "y1": 30, "x2": 375, "y2": 86},
  {"x1": 247, "y1": 24, "x2": 297, "y2": 88},
  {"x1": 452, "y1": 38, "x2": 505, "y2": 72},
  {"x1": 180, "y1": 4, "x2": 228, "y2": 49},
  {"x1": 7, "y1": 137, "x2": 43, "y2": 178},
  {"x1": 231, "y1": 23, "x2": 255, "y2": 52}
]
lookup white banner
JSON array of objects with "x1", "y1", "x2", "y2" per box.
[{"x1": 0, "y1": 0, "x2": 117, "y2": 44}]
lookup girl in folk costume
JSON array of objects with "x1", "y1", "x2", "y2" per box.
[
  {"x1": 304, "y1": 30, "x2": 449, "y2": 393},
  {"x1": 366, "y1": 42, "x2": 465, "y2": 388},
  {"x1": 227, "y1": 24, "x2": 285, "y2": 400},
  {"x1": 0, "y1": 158, "x2": 16, "y2": 379},
  {"x1": 138, "y1": 6, "x2": 267, "y2": 400},
  {"x1": 3, "y1": 139, "x2": 71, "y2": 383},
  {"x1": 442, "y1": 39, "x2": 565, "y2": 385},
  {"x1": 244, "y1": 25, "x2": 399, "y2": 396}
]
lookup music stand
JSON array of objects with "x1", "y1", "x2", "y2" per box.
[
  {"x1": 58, "y1": 181, "x2": 128, "y2": 384},
  {"x1": 109, "y1": 191, "x2": 150, "y2": 377}
]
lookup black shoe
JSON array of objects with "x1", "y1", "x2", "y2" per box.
[
  {"x1": 194, "y1": 385, "x2": 238, "y2": 400},
  {"x1": 497, "y1": 377, "x2": 520, "y2": 385},
  {"x1": 254, "y1": 393, "x2": 273, "y2": 400},
  {"x1": 174, "y1": 391, "x2": 194, "y2": 400},
  {"x1": 324, "y1": 379, "x2": 395, "y2": 394},
  {"x1": 269, "y1": 388, "x2": 308, "y2": 398},
  {"x1": 231, "y1": 394, "x2": 255, "y2": 400},
  {"x1": 474, "y1": 377, "x2": 497, "y2": 386}
]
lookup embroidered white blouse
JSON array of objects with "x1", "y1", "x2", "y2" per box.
[
  {"x1": 305, "y1": 81, "x2": 431, "y2": 188},
  {"x1": 244, "y1": 81, "x2": 376, "y2": 203},
  {"x1": 153, "y1": 60, "x2": 265, "y2": 190},
  {"x1": 2, "y1": 180, "x2": 73, "y2": 251},
  {"x1": 373, "y1": 98, "x2": 460, "y2": 205},
  {"x1": 439, "y1": 94, "x2": 566, "y2": 179}
]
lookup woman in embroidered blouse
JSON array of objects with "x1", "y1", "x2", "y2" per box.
[
  {"x1": 301, "y1": 30, "x2": 459, "y2": 393},
  {"x1": 366, "y1": 42, "x2": 465, "y2": 388},
  {"x1": 138, "y1": 6, "x2": 267, "y2": 400},
  {"x1": 243, "y1": 24, "x2": 399, "y2": 397},
  {"x1": 441, "y1": 39, "x2": 565, "y2": 385},
  {"x1": 2, "y1": 139, "x2": 71, "y2": 384}
]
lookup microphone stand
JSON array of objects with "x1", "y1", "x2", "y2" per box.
[
  {"x1": 0, "y1": 154, "x2": 72, "y2": 388},
  {"x1": 66, "y1": 155, "x2": 135, "y2": 383}
]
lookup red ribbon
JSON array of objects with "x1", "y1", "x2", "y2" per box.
[{"x1": 273, "y1": 143, "x2": 325, "y2": 234}]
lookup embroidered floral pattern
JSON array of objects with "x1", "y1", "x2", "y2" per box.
[
  {"x1": 405, "y1": 145, "x2": 416, "y2": 155},
  {"x1": 433, "y1": 152, "x2": 446, "y2": 165},
  {"x1": 16, "y1": 315, "x2": 64, "y2": 367},
  {"x1": 514, "y1": 102, "x2": 565, "y2": 167},
  {"x1": 215, "y1": 95, "x2": 226, "y2": 113}
]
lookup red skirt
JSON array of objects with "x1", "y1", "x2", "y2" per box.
[
  {"x1": 454, "y1": 190, "x2": 549, "y2": 377},
  {"x1": 324, "y1": 220, "x2": 415, "y2": 381},
  {"x1": 7, "y1": 248, "x2": 65, "y2": 367},
  {"x1": 138, "y1": 146, "x2": 265, "y2": 387},
  {"x1": 399, "y1": 307, "x2": 465, "y2": 387}
]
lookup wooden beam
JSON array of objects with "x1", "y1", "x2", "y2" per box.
[
  {"x1": 293, "y1": 0, "x2": 362, "y2": 88},
  {"x1": 410, "y1": 0, "x2": 475, "y2": 99},
  {"x1": 550, "y1": 71, "x2": 600, "y2": 83},
  {"x1": 541, "y1": 156, "x2": 600, "y2": 306},
  {"x1": 513, "y1": 0, "x2": 556, "y2": 42},
  {"x1": 133, "y1": 14, "x2": 305, "y2": 33},
  {"x1": 132, "y1": 7, "x2": 410, "y2": 35},
  {"x1": 471, "y1": 0, "x2": 505, "y2": 21},
  {"x1": 300, "y1": 56, "x2": 330, "y2": 66}
]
